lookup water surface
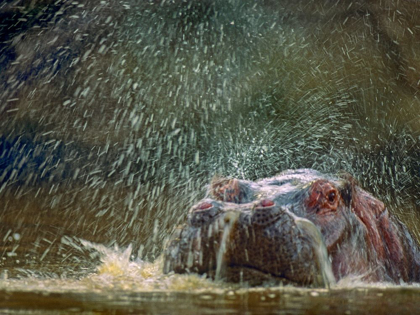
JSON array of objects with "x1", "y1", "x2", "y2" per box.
[{"x1": 2, "y1": 242, "x2": 420, "y2": 315}]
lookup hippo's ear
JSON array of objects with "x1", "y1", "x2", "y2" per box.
[
  {"x1": 337, "y1": 171, "x2": 358, "y2": 207},
  {"x1": 209, "y1": 176, "x2": 251, "y2": 203}
]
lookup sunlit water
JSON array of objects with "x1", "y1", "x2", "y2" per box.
[{"x1": 2, "y1": 241, "x2": 420, "y2": 315}]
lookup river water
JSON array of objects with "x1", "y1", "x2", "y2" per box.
[
  {"x1": 2, "y1": 0, "x2": 420, "y2": 313},
  {"x1": 2, "y1": 241, "x2": 420, "y2": 315}
]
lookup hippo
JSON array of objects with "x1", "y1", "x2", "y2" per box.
[{"x1": 163, "y1": 169, "x2": 420, "y2": 287}]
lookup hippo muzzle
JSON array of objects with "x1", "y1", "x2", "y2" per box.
[{"x1": 164, "y1": 202, "x2": 335, "y2": 286}]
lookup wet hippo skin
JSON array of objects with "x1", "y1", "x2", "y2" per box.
[{"x1": 163, "y1": 169, "x2": 420, "y2": 286}]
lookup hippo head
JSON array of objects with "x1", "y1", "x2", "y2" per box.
[{"x1": 163, "y1": 169, "x2": 417, "y2": 287}]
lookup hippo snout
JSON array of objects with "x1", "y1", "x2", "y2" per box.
[{"x1": 164, "y1": 194, "x2": 335, "y2": 287}]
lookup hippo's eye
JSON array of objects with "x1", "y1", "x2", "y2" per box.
[
  {"x1": 197, "y1": 202, "x2": 213, "y2": 210},
  {"x1": 327, "y1": 190, "x2": 337, "y2": 203}
]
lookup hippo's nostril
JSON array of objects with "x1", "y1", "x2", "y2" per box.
[
  {"x1": 260, "y1": 199, "x2": 275, "y2": 207},
  {"x1": 251, "y1": 201, "x2": 282, "y2": 226},
  {"x1": 188, "y1": 201, "x2": 222, "y2": 226},
  {"x1": 197, "y1": 202, "x2": 213, "y2": 210}
]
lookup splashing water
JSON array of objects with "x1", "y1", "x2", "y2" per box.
[
  {"x1": 3, "y1": 238, "x2": 420, "y2": 315},
  {"x1": 79, "y1": 239, "x2": 226, "y2": 292},
  {"x1": 215, "y1": 212, "x2": 240, "y2": 281},
  {"x1": 2, "y1": 1, "x2": 420, "y2": 313},
  {"x1": 1, "y1": 239, "x2": 228, "y2": 294},
  {"x1": 2, "y1": 238, "x2": 416, "y2": 294},
  {"x1": 294, "y1": 217, "x2": 336, "y2": 288}
]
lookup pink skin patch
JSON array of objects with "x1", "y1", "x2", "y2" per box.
[
  {"x1": 197, "y1": 202, "x2": 213, "y2": 210},
  {"x1": 260, "y1": 199, "x2": 275, "y2": 207}
]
